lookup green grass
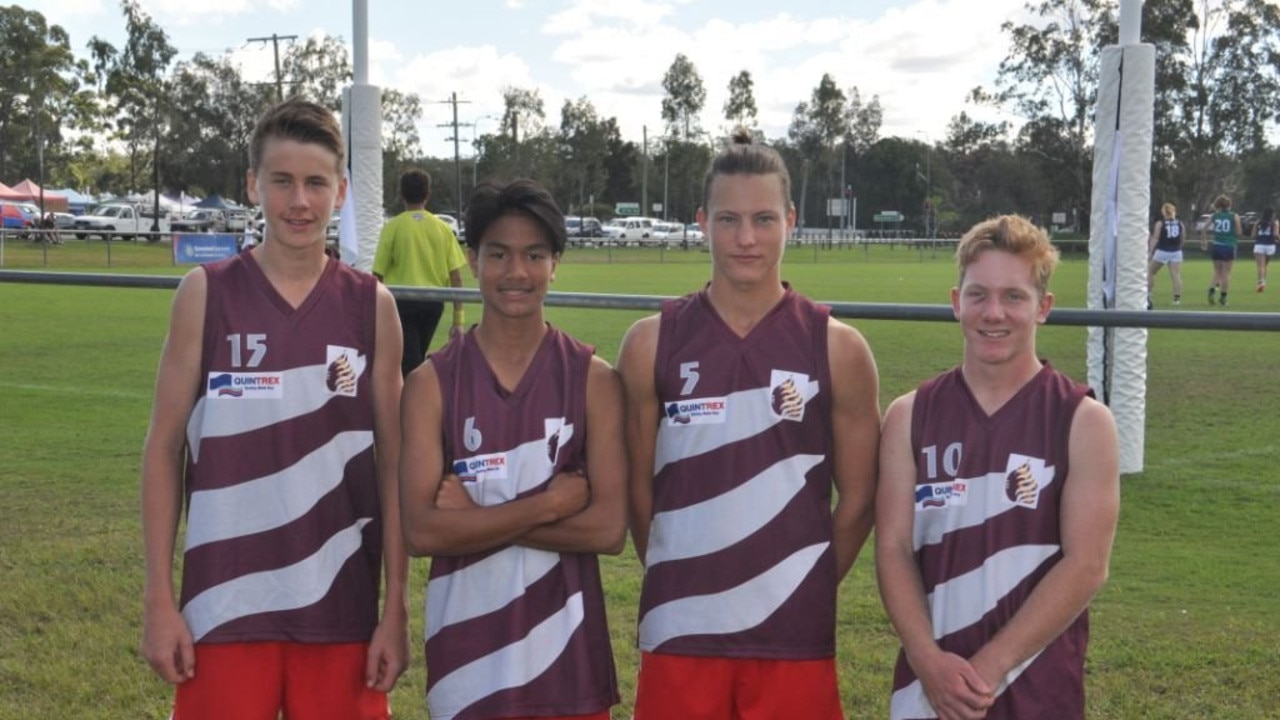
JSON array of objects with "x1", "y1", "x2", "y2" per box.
[{"x1": 1, "y1": 247, "x2": 1278, "y2": 719}]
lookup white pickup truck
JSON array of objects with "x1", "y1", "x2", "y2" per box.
[{"x1": 73, "y1": 203, "x2": 173, "y2": 241}]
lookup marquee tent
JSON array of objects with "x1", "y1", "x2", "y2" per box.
[
  {"x1": 6, "y1": 180, "x2": 68, "y2": 212},
  {"x1": 46, "y1": 188, "x2": 95, "y2": 213}
]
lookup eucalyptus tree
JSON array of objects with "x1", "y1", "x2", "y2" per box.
[
  {"x1": 661, "y1": 53, "x2": 706, "y2": 141},
  {"x1": 723, "y1": 70, "x2": 758, "y2": 130},
  {"x1": 787, "y1": 101, "x2": 823, "y2": 229},
  {"x1": 165, "y1": 53, "x2": 274, "y2": 201},
  {"x1": 557, "y1": 97, "x2": 610, "y2": 215},
  {"x1": 280, "y1": 34, "x2": 352, "y2": 111},
  {"x1": 979, "y1": 0, "x2": 1113, "y2": 230},
  {"x1": 0, "y1": 5, "x2": 89, "y2": 187},
  {"x1": 88, "y1": 0, "x2": 177, "y2": 193}
]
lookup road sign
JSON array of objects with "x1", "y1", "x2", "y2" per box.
[
  {"x1": 827, "y1": 198, "x2": 847, "y2": 216},
  {"x1": 615, "y1": 202, "x2": 640, "y2": 216},
  {"x1": 873, "y1": 211, "x2": 903, "y2": 223}
]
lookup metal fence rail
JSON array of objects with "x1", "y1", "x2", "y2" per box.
[{"x1": 3, "y1": 269, "x2": 1278, "y2": 332}]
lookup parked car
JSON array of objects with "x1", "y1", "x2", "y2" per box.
[
  {"x1": 651, "y1": 221, "x2": 684, "y2": 242},
  {"x1": 171, "y1": 208, "x2": 227, "y2": 233},
  {"x1": 0, "y1": 202, "x2": 34, "y2": 237},
  {"x1": 224, "y1": 208, "x2": 251, "y2": 232},
  {"x1": 566, "y1": 215, "x2": 604, "y2": 239},
  {"x1": 601, "y1": 216, "x2": 657, "y2": 244},
  {"x1": 73, "y1": 203, "x2": 172, "y2": 241},
  {"x1": 436, "y1": 213, "x2": 462, "y2": 240},
  {"x1": 51, "y1": 212, "x2": 77, "y2": 230},
  {"x1": 326, "y1": 212, "x2": 340, "y2": 243}
]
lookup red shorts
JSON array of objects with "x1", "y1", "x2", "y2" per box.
[
  {"x1": 633, "y1": 652, "x2": 843, "y2": 720},
  {"x1": 172, "y1": 642, "x2": 389, "y2": 720}
]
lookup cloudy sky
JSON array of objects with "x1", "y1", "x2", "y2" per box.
[{"x1": 33, "y1": 0, "x2": 1036, "y2": 158}]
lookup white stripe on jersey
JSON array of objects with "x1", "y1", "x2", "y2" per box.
[
  {"x1": 425, "y1": 544, "x2": 560, "y2": 641},
  {"x1": 186, "y1": 360, "x2": 366, "y2": 462},
  {"x1": 427, "y1": 592, "x2": 585, "y2": 720},
  {"x1": 182, "y1": 518, "x2": 372, "y2": 641},
  {"x1": 646, "y1": 453, "x2": 823, "y2": 567},
  {"x1": 912, "y1": 466, "x2": 1056, "y2": 551},
  {"x1": 654, "y1": 380, "x2": 820, "y2": 474},
  {"x1": 638, "y1": 541, "x2": 828, "y2": 650},
  {"x1": 927, "y1": 544, "x2": 1061, "y2": 639},
  {"x1": 184, "y1": 430, "x2": 373, "y2": 550},
  {"x1": 462, "y1": 425, "x2": 574, "y2": 507}
]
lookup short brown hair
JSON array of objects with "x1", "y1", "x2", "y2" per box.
[
  {"x1": 1213, "y1": 194, "x2": 1232, "y2": 211},
  {"x1": 956, "y1": 214, "x2": 1059, "y2": 294},
  {"x1": 248, "y1": 97, "x2": 344, "y2": 173},
  {"x1": 399, "y1": 168, "x2": 431, "y2": 205}
]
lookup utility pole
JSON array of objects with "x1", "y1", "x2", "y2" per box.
[
  {"x1": 436, "y1": 92, "x2": 472, "y2": 213},
  {"x1": 247, "y1": 33, "x2": 298, "y2": 101},
  {"x1": 642, "y1": 125, "x2": 648, "y2": 218}
]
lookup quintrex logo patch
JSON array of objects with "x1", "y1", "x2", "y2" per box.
[
  {"x1": 207, "y1": 372, "x2": 283, "y2": 399},
  {"x1": 665, "y1": 397, "x2": 728, "y2": 426},
  {"x1": 915, "y1": 479, "x2": 969, "y2": 510},
  {"x1": 451, "y1": 452, "x2": 508, "y2": 480}
]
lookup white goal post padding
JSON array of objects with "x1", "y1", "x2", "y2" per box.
[
  {"x1": 1087, "y1": 43, "x2": 1155, "y2": 474},
  {"x1": 342, "y1": 84, "x2": 383, "y2": 272}
]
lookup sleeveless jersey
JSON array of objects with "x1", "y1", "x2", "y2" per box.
[
  {"x1": 1155, "y1": 218, "x2": 1183, "y2": 251},
  {"x1": 181, "y1": 252, "x2": 382, "y2": 645},
  {"x1": 637, "y1": 286, "x2": 838, "y2": 660},
  {"x1": 425, "y1": 327, "x2": 618, "y2": 720},
  {"x1": 1255, "y1": 220, "x2": 1276, "y2": 246},
  {"x1": 1212, "y1": 211, "x2": 1238, "y2": 247},
  {"x1": 890, "y1": 365, "x2": 1092, "y2": 720}
]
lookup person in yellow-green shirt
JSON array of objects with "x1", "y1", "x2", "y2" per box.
[{"x1": 373, "y1": 168, "x2": 467, "y2": 375}]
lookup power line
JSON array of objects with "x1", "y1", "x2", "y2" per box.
[
  {"x1": 246, "y1": 33, "x2": 298, "y2": 101},
  {"x1": 436, "y1": 92, "x2": 472, "y2": 212}
]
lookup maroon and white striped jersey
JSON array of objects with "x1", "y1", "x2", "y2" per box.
[
  {"x1": 424, "y1": 326, "x2": 618, "y2": 720},
  {"x1": 181, "y1": 252, "x2": 383, "y2": 645},
  {"x1": 638, "y1": 286, "x2": 839, "y2": 660},
  {"x1": 891, "y1": 364, "x2": 1092, "y2": 720}
]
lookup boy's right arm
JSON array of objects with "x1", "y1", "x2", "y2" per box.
[
  {"x1": 140, "y1": 269, "x2": 207, "y2": 684},
  {"x1": 875, "y1": 394, "x2": 994, "y2": 720},
  {"x1": 616, "y1": 315, "x2": 661, "y2": 566}
]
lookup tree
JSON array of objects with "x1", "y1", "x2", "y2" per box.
[
  {"x1": 805, "y1": 74, "x2": 846, "y2": 229},
  {"x1": 844, "y1": 86, "x2": 883, "y2": 156},
  {"x1": 280, "y1": 34, "x2": 351, "y2": 110},
  {"x1": 723, "y1": 70, "x2": 758, "y2": 130},
  {"x1": 787, "y1": 101, "x2": 822, "y2": 229},
  {"x1": 88, "y1": 0, "x2": 177, "y2": 194},
  {"x1": 499, "y1": 86, "x2": 547, "y2": 175},
  {"x1": 661, "y1": 53, "x2": 706, "y2": 140},
  {"x1": 981, "y1": 0, "x2": 1112, "y2": 232},
  {"x1": 0, "y1": 6, "x2": 89, "y2": 191},
  {"x1": 164, "y1": 52, "x2": 274, "y2": 201},
  {"x1": 557, "y1": 97, "x2": 610, "y2": 215}
]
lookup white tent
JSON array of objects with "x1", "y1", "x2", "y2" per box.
[{"x1": 125, "y1": 190, "x2": 185, "y2": 213}]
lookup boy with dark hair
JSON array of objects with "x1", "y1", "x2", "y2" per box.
[
  {"x1": 400, "y1": 178, "x2": 625, "y2": 720},
  {"x1": 141, "y1": 96, "x2": 409, "y2": 720},
  {"x1": 373, "y1": 167, "x2": 467, "y2": 376}
]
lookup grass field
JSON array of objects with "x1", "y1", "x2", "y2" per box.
[{"x1": 1, "y1": 242, "x2": 1278, "y2": 719}]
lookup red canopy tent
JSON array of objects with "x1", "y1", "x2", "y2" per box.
[{"x1": 6, "y1": 179, "x2": 68, "y2": 212}]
